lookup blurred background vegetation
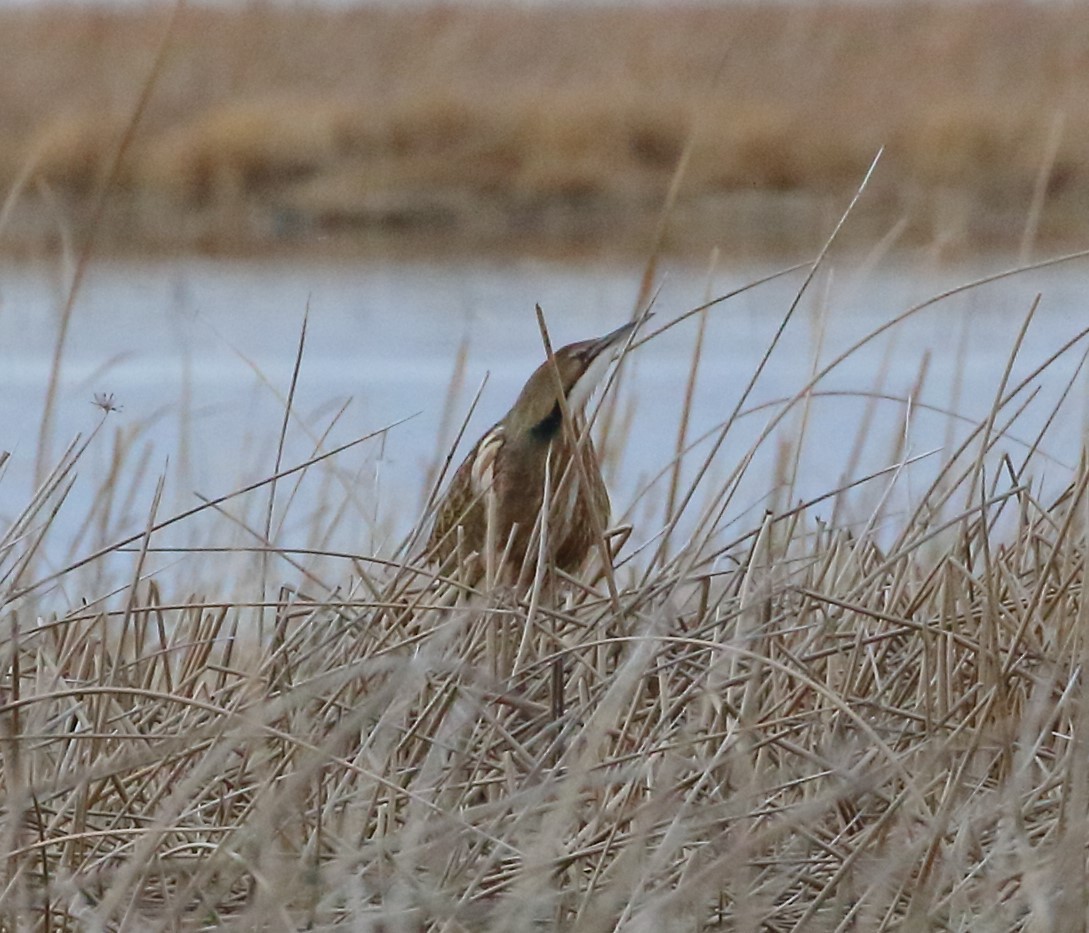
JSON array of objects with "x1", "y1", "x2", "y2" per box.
[{"x1": 2, "y1": 1, "x2": 1087, "y2": 259}]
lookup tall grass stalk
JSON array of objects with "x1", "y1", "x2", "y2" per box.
[{"x1": 3, "y1": 240, "x2": 1089, "y2": 929}]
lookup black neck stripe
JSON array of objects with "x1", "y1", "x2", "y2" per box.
[{"x1": 530, "y1": 401, "x2": 563, "y2": 441}]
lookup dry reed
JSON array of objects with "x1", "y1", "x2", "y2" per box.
[
  {"x1": 5, "y1": 22, "x2": 1089, "y2": 921},
  {"x1": 4, "y1": 233, "x2": 1089, "y2": 930}
]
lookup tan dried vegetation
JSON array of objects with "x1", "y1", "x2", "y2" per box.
[
  {"x1": 6, "y1": 5, "x2": 1089, "y2": 927},
  {"x1": 2, "y1": 1, "x2": 1089, "y2": 255},
  {"x1": 5, "y1": 209, "x2": 1089, "y2": 925}
]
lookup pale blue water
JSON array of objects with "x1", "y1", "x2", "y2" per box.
[{"x1": 2, "y1": 252, "x2": 1088, "y2": 590}]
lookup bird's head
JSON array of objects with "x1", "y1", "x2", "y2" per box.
[{"x1": 504, "y1": 320, "x2": 639, "y2": 443}]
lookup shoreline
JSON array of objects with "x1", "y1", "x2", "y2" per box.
[{"x1": 3, "y1": 187, "x2": 1085, "y2": 264}]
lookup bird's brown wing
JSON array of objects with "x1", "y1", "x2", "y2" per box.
[{"x1": 427, "y1": 427, "x2": 504, "y2": 573}]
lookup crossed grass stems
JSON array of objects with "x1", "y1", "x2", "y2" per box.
[{"x1": 3, "y1": 238, "x2": 1089, "y2": 929}]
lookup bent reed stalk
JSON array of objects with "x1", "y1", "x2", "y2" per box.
[{"x1": 2, "y1": 255, "x2": 1089, "y2": 930}]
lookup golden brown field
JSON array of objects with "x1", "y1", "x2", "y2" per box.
[{"x1": 3, "y1": 1, "x2": 1089, "y2": 257}]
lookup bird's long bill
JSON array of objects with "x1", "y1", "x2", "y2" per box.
[
  {"x1": 581, "y1": 319, "x2": 641, "y2": 362},
  {"x1": 565, "y1": 318, "x2": 644, "y2": 412}
]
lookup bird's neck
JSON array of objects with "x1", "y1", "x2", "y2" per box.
[
  {"x1": 529, "y1": 401, "x2": 563, "y2": 442},
  {"x1": 522, "y1": 405, "x2": 589, "y2": 447},
  {"x1": 504, "y1": 409, "x2": 592, "y2": 499}
]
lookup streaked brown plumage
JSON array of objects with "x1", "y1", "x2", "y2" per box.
[{"x1": 428, "y1": 320, "x2": 638, "y2": 585}]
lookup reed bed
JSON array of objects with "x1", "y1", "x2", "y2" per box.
[
  {"x1": 4, "y1": 1, "x2": 1089, "y2": 256},
  {"x1": 4, "y1": 224, "x2": 1089, "y2": 931}
]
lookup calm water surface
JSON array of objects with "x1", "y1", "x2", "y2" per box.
[{"x1": 2, "y1": 253, "x2": 1088, "y2": 574}]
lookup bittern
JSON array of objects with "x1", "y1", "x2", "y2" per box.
[{"x1": 428, "y1": 320, "x2": 639, "y2": 585}]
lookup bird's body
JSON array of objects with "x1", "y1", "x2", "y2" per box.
[{"x1": 428, "y1": 321, "x2": 637, "y2": 585}]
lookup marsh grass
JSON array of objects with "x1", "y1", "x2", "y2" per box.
[
  {"x1": 5, "y1": 1, "x2": 1089, "y2": 256},
  {"x1": 5, "y1": 12, "x2": 1089, "y2": 923},
  {"x1": 4, "y1": 226, "x2": 1089, "y2": 929}
]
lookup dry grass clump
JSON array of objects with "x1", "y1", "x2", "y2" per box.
[
  {"x1": 4, "y1": 236, "x2": 1089, "y2": 929},
  {"x1": 4, "y1": 1, "x2": 1089, "y2": 255},
  {"x1": 140, "y1": 100, "x2": 358, "y2": 206}
]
